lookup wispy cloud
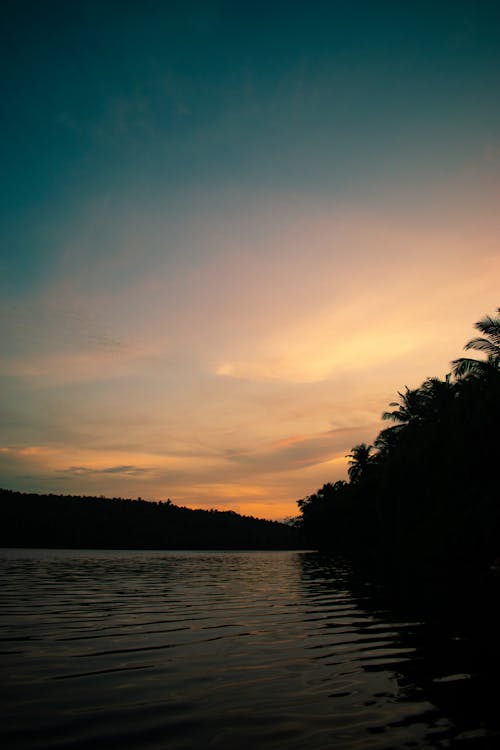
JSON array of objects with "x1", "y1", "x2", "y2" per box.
[
  {"x1": 60, "y1": 465, "x2": 152, "y2": 478},
  {"x1": 225, "y1": 427, "x2": 366, "y2": 473}
]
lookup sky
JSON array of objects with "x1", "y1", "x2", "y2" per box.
[{"x1": 1, "y1": 1, "x2": 500, "y2": 519}]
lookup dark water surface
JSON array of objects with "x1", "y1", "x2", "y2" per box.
[{"x1": 1, "y1": 549, "x2": 499, "y2": 750}]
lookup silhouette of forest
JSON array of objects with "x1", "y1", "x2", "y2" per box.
[
  {"x1": 0, "y1": 490, "x2": 300, "y2": 550},
  {"x1": 297, "y1": 307, "x2": 500, "y2": 587}
]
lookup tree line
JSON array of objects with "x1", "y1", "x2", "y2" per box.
[
  {"x1": 0, "y1": 490, "x2": 300, "y2": 549},
  {"x1": 297, "y1": 307, "x2": 500, "y2": 582}
]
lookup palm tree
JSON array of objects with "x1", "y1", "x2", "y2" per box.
[
  {"x1": 382, "y1": 385, "x2": 427, "y2": 425},
  {"x1": 419, "y1": 374, "x2": 457, "y2": 419},
  {"x1": 373, "y1": 426, "x2": 403, "y2": 459},
  {"x1": 452, "y1": 308, "x2": 500, "y2": 378},
  {"x1": 347, "y1": 443, "x2": 373, "y2": 483}
]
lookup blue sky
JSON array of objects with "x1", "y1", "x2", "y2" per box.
[{"x1": 1, "y1": 1, "x2": 500, "y2": 517}]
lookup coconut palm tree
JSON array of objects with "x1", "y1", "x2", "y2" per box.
[
  {"x1": 347, "y1": 443, "x2": 373, "y2": 483},
  {"x1": 419, "y1": 374, "x2": 457, "y2": 419},
  {"x1": 381, "y1": 385, "x2": 427, "y2": 425},
  {"x1": 452, "y1": 308, "x2": 500, "y2": 378},
  {"x1": 373, "y1": 426, "x2": 403, "y2": 459}
]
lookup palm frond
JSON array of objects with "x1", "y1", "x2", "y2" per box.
[
  {"x1": 452, "y1": 309, "x2": 500, "y2": 378},
  {"x1": 451, "y1": 357, "x2": 489, "y2": 378},
  {"x1": 374, "y1": 425, "x2": 403, "y2": 451},
  {"x1": 382, "y1": 409, "x2": 406, "y2": 422},
  {"x1": 475, "y1": 315, "x2": 500, "y2": 344},
  {"x1": 464, "y1": 337, "x2": 500, "y2": 355}
]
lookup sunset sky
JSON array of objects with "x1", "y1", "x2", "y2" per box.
[{"x1": 1, "y1": 1, "x2": 499, "y2": 519}]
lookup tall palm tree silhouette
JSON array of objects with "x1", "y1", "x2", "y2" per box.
[
  {"x1": 374, "y1": 426, "x2": 403, "y2": 459},
  {"x1": 347, "y1": 443, "x2": 373, "y2": 483},
  {"x1": 419, "y1": 375, "x2": 456, "y2": 420},
  {"x1": 381, "y1": 385, "x2": 426, "y2": 425},
  {"x1": 452, "y1": 308, "x2": 500, "y2": 378}
]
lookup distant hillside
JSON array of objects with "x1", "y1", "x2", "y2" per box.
[{"x1": 0, "y1": 489, "x2": 301, "y2": 550}]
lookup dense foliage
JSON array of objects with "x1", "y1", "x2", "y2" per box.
[
  {"x1": 0, "y1": 490, "x2": 300, "y2": 550},
  {"x1": 298, "y1": 308, "x2": 500, "y2": 579}
]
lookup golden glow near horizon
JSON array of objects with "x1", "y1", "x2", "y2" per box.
[
  {"x1": 0, "y1": 184, "x2": 500, "y2": 518},
  {"x1": 2, "y1": 183, "x2": 500, "y2": 519}
]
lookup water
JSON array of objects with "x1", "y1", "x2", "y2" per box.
[{"x1": 1, "y1": 549, "x2": 499, "y2": 750}]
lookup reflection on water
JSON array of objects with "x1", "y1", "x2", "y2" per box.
[{"x1": 1, "y1": 549, "x2": 499, "y2": 749}]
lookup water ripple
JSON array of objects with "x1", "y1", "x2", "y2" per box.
[{"x1": 1, "y1": 549, "x2": 500, "y2": 749}]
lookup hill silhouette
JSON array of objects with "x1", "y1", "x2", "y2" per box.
[{"x1": 0, "y1": 489, "x2": 300, "y2": 550}]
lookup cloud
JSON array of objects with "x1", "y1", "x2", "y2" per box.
[
  {"x1": 0, "y1": 347, "x2": 156, "y2": 385},
  {"x1": 60, "y1": 465, "x2": 152, "y2": 478},
  {"x1": 225, "y1": 427, "x2": 368, "y2": 473}
]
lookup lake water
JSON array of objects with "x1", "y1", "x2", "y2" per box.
[{"x1": 1, "y1": 549, "x2": 499, "y2": 750}]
